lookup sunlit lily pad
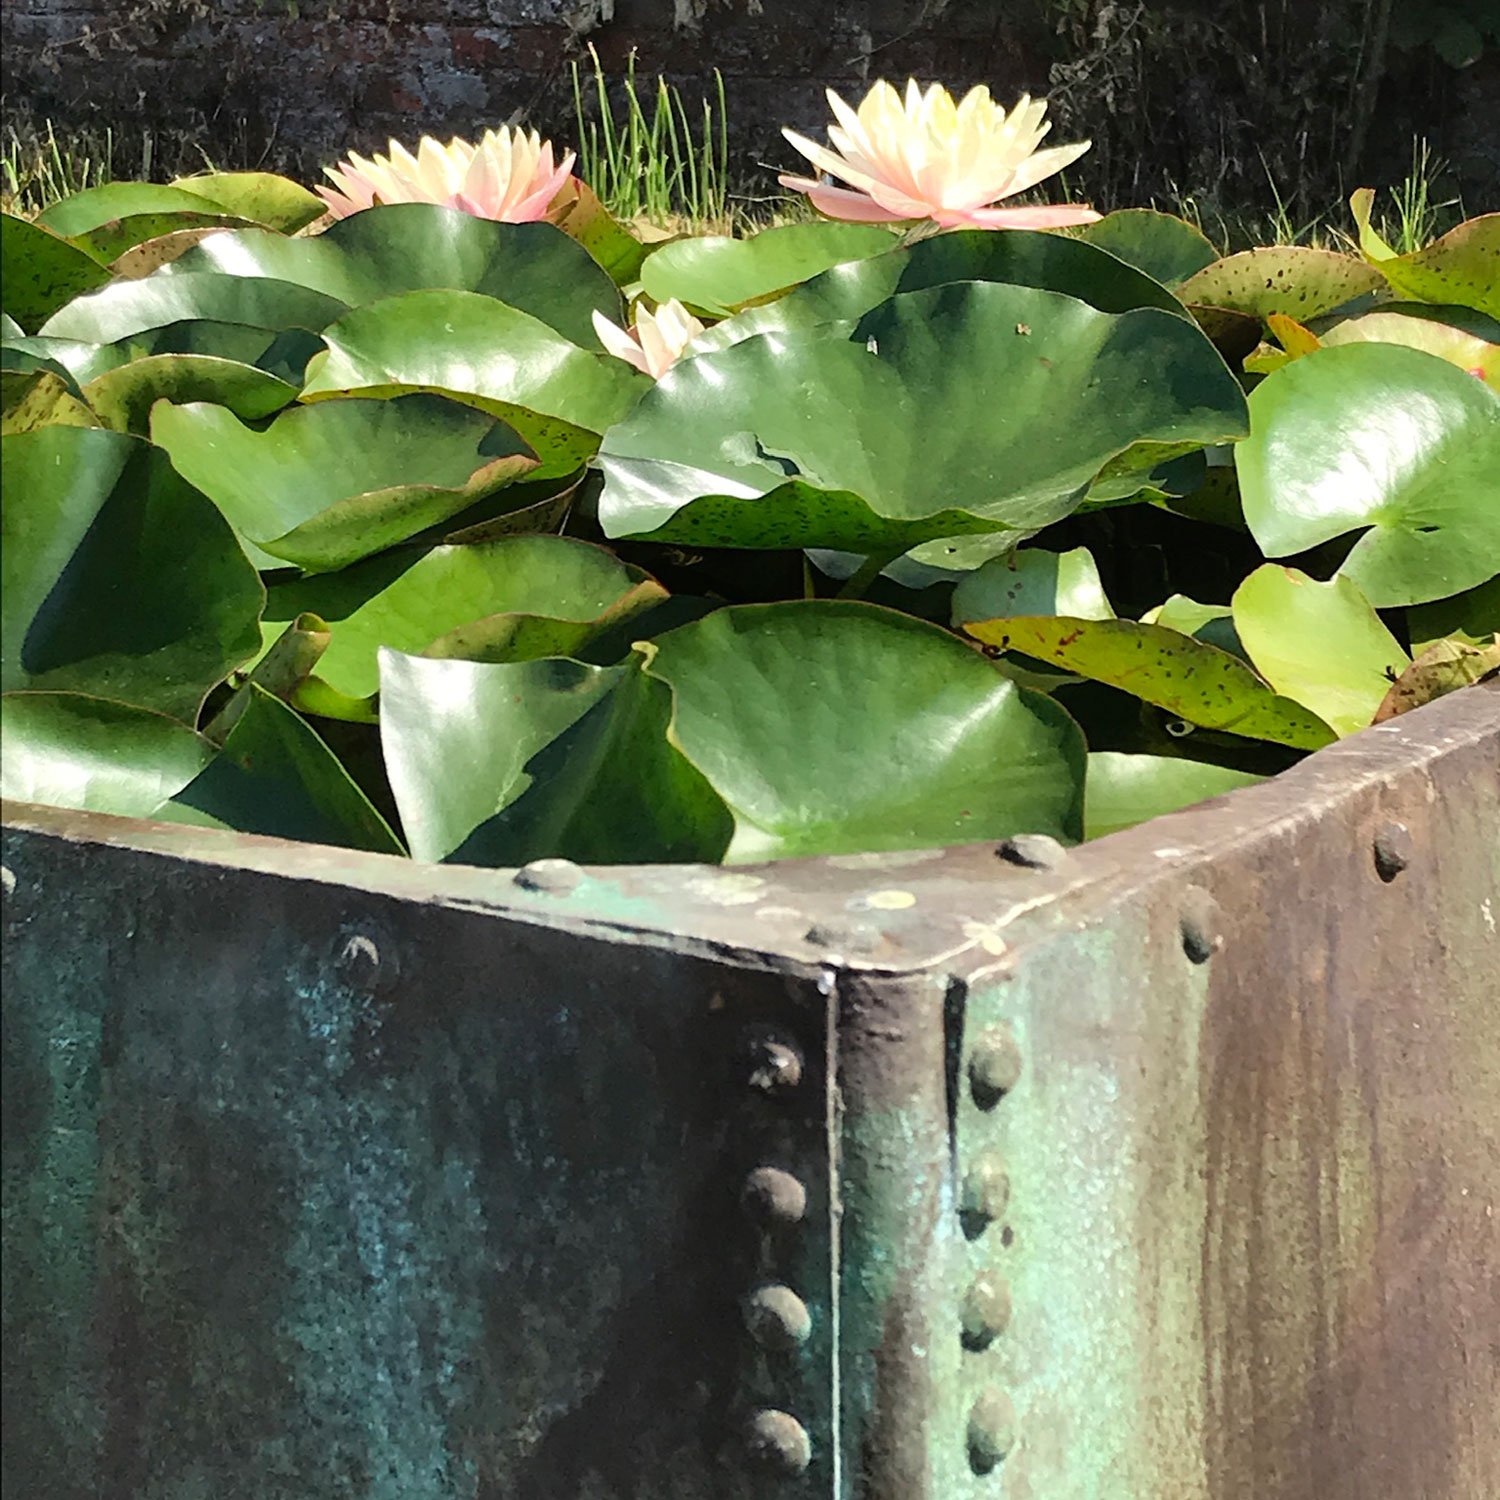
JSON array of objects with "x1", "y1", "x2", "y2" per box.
[
  {"x1": 640, "y1": 221, "x2": 898, "y2": 316},
  {"x1": 1084, "y1": 751, "x2": 1263, "y2": 840},
  {"x1": 83, "y1": 354, "x2": 298, "y2": 435},
  {"x1": 37, "y1": 181, "x2": 238, "y2": 237},
  {"x1": 951, "y1": 547, "x2": 1114, "y2": 626},
  {"x1": 1231, "y1": 566, "x2": 1409, "y2": 737},
  {"x1": 2, "y1": 426, "x2": 263, "y2": 717},
  {"x1": 1236, "y1": 342, "x2": 1500, "y2": 606},
  {"x1": 1177, "y1": 247, "x2": 1386, "y2": 322},
  {"x1": 150, "y1": 393, "x2": 537, "y2": 571},
  {"x1": 1076, "y1": 209, "x2": 1219, "y2": 287},
  {"x1": 1349, "y1": 195, "x2": 1499, "y2": 318},
  {"x1": 1, "y1": 214, "x2": 112, "y2": 332},
  {"x1": 961, "y1": 615, "x2": 1336, "y2": 750},
  {"x1": 1, "y1": 369, "x2": 97, "y2": 434},
  {"x1": 260, "y1": 536, "x2": 664, "y2": 701},
  {"x1": 641, "y1": 601, "x2": 1087, "y2": 860},
  {"x1": 379, "y1": 649, "x2": 731, "y2": 865},
  {"x1": 167, "y1": 171, "x2": 326, "y2": 233},
  {"x1": 599, "y1": 281, "x2": 1247, "y2": 552},
  {"x1": 1407, "y1": 577, "x2": 1500, "y2": 652},
  {"x1": 0, "y1": 689, "x2": 215, "y2": 815},
  {"x1": 1372, "y1": 637, "x2": 1499, "y2": 722},
  {"x1": 164, "y1": 206, "x2": 623, "y2": 347},
  {"x1": 300, "y1": 289, "x2": 649, "y2": 474}
]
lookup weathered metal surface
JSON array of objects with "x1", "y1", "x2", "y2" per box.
[{"x1": 3, "y1": 682, "x2": 1497, "y2": 1498}]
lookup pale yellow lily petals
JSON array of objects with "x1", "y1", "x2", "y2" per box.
[
  {"x1": 779, "y1": 78, "x2": 1095, "y2": 232},
  {"x1": 593, "y1": 299, "x2": 706, "y2": 381}
]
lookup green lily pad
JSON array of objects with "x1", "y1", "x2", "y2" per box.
[
  {"x1": 1317, "y1": 308, "x2": 1498, "y2": 388},
  {"x1": 159, "y1": 683, "x2": 403, "y2": 853},
  {"x1": 961, "y1": 615, "x2": 1336, "y2": 750},
  {"x1": 261, "y1": 535, "x2": 663, "y2": 700},
  {"x1": 598, "y1": 281, "x2": 1247, "y2": 552},
  {"x1": 37, "y1": 181, "x2": 235, "y2": 237},
  {"x1": 1176, "y1": 247, "x2": 1386, "y2": 323},
  {"x1": 39, "y1": 271, "x2": 349, "y2": 344},
  {"x1": 951, "y1": 547, "x2": 1114, "y2": 626},
  {"x1": 379, "y1": 649, "x2": 731, "y2": 865},
  {"x1": 1141, "y1": 593, "x2": 1245, "y2": 660},
  {"x1": 1350, "y1": 196, "x2": 1500, "y2": 318},
  {"x1": 150, "y1": 393, "x2": 537, "y2": 572},
  {"x1": 546, "y1": 177, "x2": 648, "y2": 285},
  {"x1": 1084, "y1": 751, "x2": 1263, "y2": 840},
  {"x1": 70, "y1": 212, "x2": 253, "y2": 266},
  {"x1": 1, "y1": 214, "x2": 112, "y2": 333},
  {"x1": 2, "y1": 426, "x2": 264, "y2": 718},
  {"x1": 1407, "y1": 577, "x2": 1500, "y2": 652},
  {"x1": 1231, "y1": 566, "x2": 1409, "y2": 737},
  {"x1": 83, "y1": 354, "x2": 298, "y2": 435},
  {"x1": 1, "y1": 313, "x2": 24, "y2": 338},
  {"x1": 1075, "y1": 209, "x2": 1219, "y2": 287},
  {"x1": 0, "y1": 689, "x2": 216, "y2": 816},
  {"x1": 641, "y1": 601, "x2": 1086, "y2": 861},
  {"x1": 1373, "y1": 637, "x2": 1500, "y2": 722},
  {"x1": 1, "y1": 369, "x2": 97, "y2": 434},
  {"x1": 164, "y1": 206, "x2": 623, "y2": 348},
  {"x1": 640, "y1": 221, "x2": 897, "y2": 316},
  {"x1": 1236, "y1": 342, "x2": 1500, "y2": 606},
  {"x1": 690, "y1": 226, "x2": 1191, "y2": 355},
  {"x1": 168, "y1": 171, "x2": 327, "y2": 233},
  {"x1": 205, "y1": 612, "x2": 333, "y2": 745},
  {"x1": 300, "y1": 289, "x2": 650, "y2": 475}
]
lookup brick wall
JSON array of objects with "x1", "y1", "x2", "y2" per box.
[{"x1": 4, "y1": 0, "x2": 1496, "y2": 216}]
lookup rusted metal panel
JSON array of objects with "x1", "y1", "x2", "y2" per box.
[{"x1": 3, "y1": 684, "x2": 1497, "y2": 1498}]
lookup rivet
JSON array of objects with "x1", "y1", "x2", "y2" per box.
[
  {"x1": 743, "y1": 1284, "x2": 812, "y2": 1350},
  {"x1": 1179, "y1": 886, "x2": 1223, "y2": 964},
  {"x1": 969, "y1": 1026, "x2": 1022, "y2": 1108},
  {"x1": 960, "y1": 1274, "x2": 1013, "y2": 1351},
  {"x1": 0, "y1": 865, "x2": 14, "y2": 899},
  {"x1": 959, "y1": 1156, "x2": 1010, "y2": 1238},
  {"x1": 741, "y1": 1167, "x2": 807, "y2": 1228},
  {"x1": 996, "y1": 834, "x2": 1068, "y2": 870},
  {"x1": 967, "y1": 1387, "x2": 1017, "y2": 1474},
  {"x1": 1373, "y1": 821, "x2": 1412, "y2": 883},
  {"x1": 804, "y1": 918, "x2": 882, "y2": 956},
  {"x1": 744, "y1": 1031, "x2": 804, "y2": 1093},
  {"x1": 744, "y1": 1408, "x2": 812, "y2": 1475},
  {"x1": 336, "y1": 933, "x2": 382, "y2": 992},
  {"x1": 513, "y1": 857, "x2": 583, "y2": 895}
]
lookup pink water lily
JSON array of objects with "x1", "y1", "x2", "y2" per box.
[
  {"x1": 780, "y1": 80, "x2": 1100, "y2": 231},
  {"x1": 318, "y1": 128, "x2": 576, "y2": 223},
  {"x1": 592, "y1": 299, "x2": 707, "y2": 379}
]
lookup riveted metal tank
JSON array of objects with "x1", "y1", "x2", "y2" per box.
[{"x1": 4, "y1": 684, "x2": 1497, "y2": 1499}]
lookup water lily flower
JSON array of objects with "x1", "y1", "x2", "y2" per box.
[
  {"x1": 317, "y1": 127, "x2": 576, "y2": 222},
  {"x1": 779, "y1": 80, "x2": 1100, "y2": 231},
  {"x1": 592, "y1": 299, "x2": 707, "y2": 379}
]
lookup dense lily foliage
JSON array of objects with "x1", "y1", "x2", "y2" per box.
[{"x1": 2, "y1": 92, "x2": 1497, "y2": 868}]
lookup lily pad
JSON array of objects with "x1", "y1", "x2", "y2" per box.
[
  {"x1": 690, "y1": 226, "x2": 1192, "y2": 356},
  {"x1": 168, "y1": 171, "x2": 327, "y2": 233},
  {"x1": 37, "y1": 181, "x2": 236, "y2": 238},
  {"x1": 39, "y1": 272, "x2": 349, "y2": 344},
  {"x1": 598, "y1": 281, "x2": 1248, "y2": 552},
  {"x1": 0, "y1": 690, "x2": 215, "y2": 816},
  {"x1": 546, "y1": 176, "x2": 649, "y2": 285},
  {"x1": 160, "y1": 683, "x2": 403, "y2": 853},
  {"x1": 299, "y1": 289, "x2": 649, "y2": 474},
  {"x1": 1, "y1": 214, "x2": 112, "y2": 333},
  {"x1": 1407, "y1": 577, "x2": 1500, "y2": 652},
  {"x1": 150, "y1": 393, "x2": 537, "y2": 572},
  {"x1": 951, "y1": 547, "x2": 1114, "y2": 626},
  {"x1": 1141, "y1": 593, "x2": 1245, "y2": 660},
  {"x1": 1317, "y1": 309, "x2": 1498, "y2": 388},
  {"x1": 164, "y1": 206, "x2": 623, "y2": 348},
  {"x1": 68, "y1": 212, "x2": 252, "y2": 266},
  {"x1": 640, "y1": 601, "x2": 1087, "y2": 861},
  {"x1": 379, "y1": 649, "x2": 731, "y2": 865},
  {"x1": 1177, "y1": 247, "x2": 1386, "y2": 322},
  {"x1": 1231, "y1": 566, "x2": 1409, "y2": 737},
  {"x1": 83, "y1": 354, "x2": 298, "y2": 435},
  {"x1": 1372, "y1": 637, "x2": 1499, "y2": 722},
  {"x1": 1, "y1": 426, "x2": 264, "y2": 718},
  {"x1": 108, "y1": 227, "x2": 239, "y2": 280},
  {"x1": 1235, "y1": 342, "x2": 1500, "y2": 606},
  {"x1": 1349, "y1": 195, "x2": 1500, "y2": 318},
  {"x1": 1084, "y1": 751, "x2": 1263, "y2": 840},
  {"x1": 2, "y1": 369, "x2": 97, "y2": 434},
  {"x1": 961, "y1": 615, "x2": 1336, "y2": 750},
  {"x1": 640, "y1": 221, "x2": 898, "y2": 316},
  {"x1": 260, "y1": 536, "x2": 664, "y2": 700},
  {"x1": 1076, "y1": 209, "x2": 1219, "y2": 287},
  {"x1": 0, "y1": 693, "x2": 219, "y2": 822}
]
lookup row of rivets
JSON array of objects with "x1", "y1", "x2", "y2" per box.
[
  {"x1": 962, "y1": 1021, "x2": 1020, "y2": 1477},
  {"x1": 738, "y1": 1028, "x2": 812, "y2": 1477}
]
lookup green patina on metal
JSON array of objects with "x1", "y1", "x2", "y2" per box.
[{"x1": 3, "y1": 683, "x2": 1498, "y2": 1498}]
